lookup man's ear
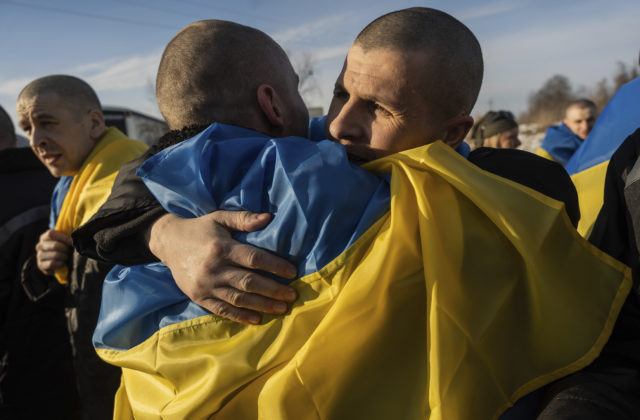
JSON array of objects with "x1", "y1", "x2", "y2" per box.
[
  {"x1": 257, "y1": 84, "x2": 285, "y2": 130},
  {"x1": 441, "y1": 115, "x2": 473, "y2": 149},
  {"x1": 88, "y1": 109, "x2": 106, "y2": 140}
]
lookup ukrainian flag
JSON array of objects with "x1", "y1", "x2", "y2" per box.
[
  {"x1": 94, "y1": 124, "x2": 630, "y2": 420},
  {"x1": 53, "y1": 127, "x2": 147, "y2": 283},
  {"x1": 565, "y1": 77, "x2": 640, "y2": 236}
]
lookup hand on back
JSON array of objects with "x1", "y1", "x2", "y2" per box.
[{"x1": 149, "y1": 210, "x2": 298, "y2": 324}]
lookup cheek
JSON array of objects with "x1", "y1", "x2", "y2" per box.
[{"x1": 368, "y1": 123, "x2": 398, "y2": 153}]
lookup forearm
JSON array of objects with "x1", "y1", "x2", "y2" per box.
[{"x1": 72, "y1": 150, "x2": 166, "y2": 265}]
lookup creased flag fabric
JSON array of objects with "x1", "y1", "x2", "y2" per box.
[
  {"x1": 53, "y1": 127, "x2": 147, "y2": 283},
  {"x1": 94, "y1": 124, "x2": 630, "y2": 420},
  {"x1": 565, "y1": 78, "x2": 640, "y2": 236},
  {"x1": 536, "y1": 123, "x2": 582, "y2": 166}
]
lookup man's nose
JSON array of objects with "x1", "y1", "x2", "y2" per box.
[
  {"x1": 30, "y1": 126, "x2": 48, "y2": 149},
  {"x1": 328, "y1": 101, "x2": 367, "y2": 143}
]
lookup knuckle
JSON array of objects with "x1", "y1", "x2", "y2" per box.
[
  {"x1": 209, "y1": 301, "x2": 237, "y2": 321},
  {"x1": 207, "y1": 241, "x2": 227, "y2": 260},
  {"x1": 237, "y1": 272, "x2": 255, "y2": 292},
  {"x1": 244, "y1": 248, "x2": 262, "y2": 268},
  {"x1": 227, "y1": 289, "x2": 244, "y2": 306}
]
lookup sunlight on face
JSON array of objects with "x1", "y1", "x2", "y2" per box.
[
  {"x1": 17, "y1": 92, "x2": 97, "y2": 177},
  {"x1": 564, "y1": 106, "x2": 596, "y2": 140},
  {"x1": 326, "y1": 45, "x2": 443, "y2": 164}
]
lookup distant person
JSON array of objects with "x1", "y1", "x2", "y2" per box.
[
  {"x1": 17, "y1": 76, "x2": 148, "y2": 420},
  {"x1": 469, "y1": 110, "x2": 521, "y2": 149},
  {"x1": 0, "y1": 104, "x2": 79, "y2": 418},
  {"x1": 537, "y1": 99, "x2": 598, "y2": 166}
]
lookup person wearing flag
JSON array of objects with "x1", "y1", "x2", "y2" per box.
[
  {"x1": 537, "y1": 99, "x2": 598, "y2": 166},
  {"x1": 563, "y1": 78, "x2": 640, "y2": 237},
  {"x1": 17, "y1": 75, "x2": 148, "y2": 420},
  {"x1": 81, "y1": 11, "x2": 631, "y2": 420}
]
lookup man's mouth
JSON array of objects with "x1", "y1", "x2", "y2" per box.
[
  {"x1": 41, "y1": 153, "x2": 62, "y2": 165},
  {"x1": 337, "y1": 143, "x2": 375, "y2": 166},
  {"x1": 346, "y1": 151, "x2": 371, "y2": 166}
]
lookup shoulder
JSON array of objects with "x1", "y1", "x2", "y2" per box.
[{"x1": 469, "y1": 147, "x2": 579, "y2": 226}]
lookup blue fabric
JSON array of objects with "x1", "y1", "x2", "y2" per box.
[
  {"x1": 566, "y1": 77, "x2": 640, "y2": 175},
  {"x1": 540, "y1": 123, "x2": 582, "y2": 166},
  {"x1": 308, "y1": 116, "x2": 327, "y2": 141},
  {"x1": 94, "y1": 123, "x2": 391, "y2": 351},
  {"x1": 456, "y1": 141, "x2": 471, "y2": 158},
  {"x1": 49, "y1": 176, "x2": 73, "y2": 229}
]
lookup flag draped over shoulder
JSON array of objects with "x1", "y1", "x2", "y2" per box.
[
  {"x1": 565, "y1": 78, "x2": 640, "y2": 236},
  {"x1": 536, "y1": 123, "x2": 582, "y2": 166},
  {"x1": 94, "y1": 124, "x2": 630, "y2": 420},
  {"x1": 53, "y1": 127, "x2": 147, "y2": 283}
]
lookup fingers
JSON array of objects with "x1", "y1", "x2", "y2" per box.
[
  {"x1": 210, "y1": 210, "x2": 274, "y2": 232},
  {"x1": 41, "y1": 229, "x2": 73, "y2": 246},
  {"x1": 199, "y1": 280, "x2": 296, "y2": 325},
  {"x1": 216, "y1": 267, "x2": 297, "y2": 303},
  {"x1": 200, "y1": 299, "x2": 263, "y2": 325},
  {"x1": 227, "y1": 242, "x2": 297, "y2": 280},
  {"x1": 35, "y1": 245, "x2": 70, "y2": 275},
  {"x1": 36, "y1": 252, "x2": 69, "y2": 274},
  {"x1": 35, "y1": 229, "x2": 72, "y2": 275}
]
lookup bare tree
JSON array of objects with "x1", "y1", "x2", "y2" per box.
[
  {"x1": 521, "y1": 74, "x2": 574, "y2": 128},
  {"x1": 287, "y1": 50, "x2": 320, "y2": 105},
  {"x1": 521, "y1": 59, "x2": 639, "y2": 130},
  {"x1": 612, "y1": 61, "x2": 639, "y2": 93},
  {"x1": 590, "y1": 78, "x2": 611, "y2": 111}
]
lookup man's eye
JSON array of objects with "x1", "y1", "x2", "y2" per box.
[
  {"x1": 333, "y1": 89, "x2": 349, "y2": 101},
  {"x1": 370, "y1": 102, "x2": 390, "y2": 115}
]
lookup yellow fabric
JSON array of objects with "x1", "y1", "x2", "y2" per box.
[
  {"x1": 98, "y1": 141, "x2": 630, "y2": 420},
  {"x1": 570, "y1": 160, "x2": 609, "y2": 237},
  {"x1": 535, "y1": 147, "x2": 557, "y2": 162},
  {"x1": 54, "y1": 127, "x2": 148, "y2": 283}
]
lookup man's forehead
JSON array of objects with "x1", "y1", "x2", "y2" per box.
[
  {"x1": 341, "y1": 44, "x2": 429, "y2": 106},
  {"x1": 18, "y1": 92, "x2": 66, "y2": 117},
  {"x1": 566, "y1": 106, "x2": 596, "y2": 120}
]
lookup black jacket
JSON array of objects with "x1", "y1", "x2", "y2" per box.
[
  {"x1": 20, "y1": 157, "x2": 122, "y2": 420},
  {"x1": 0, "y1": 147, "x2": 79, "y2": 419}
]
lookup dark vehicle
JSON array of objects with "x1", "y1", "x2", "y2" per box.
[{"x1": 103, "y1": 106, "x2": 168, "y2": 146}]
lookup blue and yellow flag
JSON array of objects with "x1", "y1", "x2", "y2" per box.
[
  {"x1": 535, "y1": 123, "x2": 582, "y2": 166},
  {"x1": 54, "y1": 127, "x2": 147, "y2": 283},
  {"x1": 564, "y1": 77, "x2": 640, "y2": 236},
  {"x1": 94, "y1": 124, "x2": 630, "y2": 420}
]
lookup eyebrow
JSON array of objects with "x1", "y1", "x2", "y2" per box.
[{"x1": 32, "y1": 112, "x2": 57, "y2": 119}]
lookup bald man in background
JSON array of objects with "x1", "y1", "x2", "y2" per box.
[{"x1": 18, "y1": 76, "x2": 147, "y2": 419}]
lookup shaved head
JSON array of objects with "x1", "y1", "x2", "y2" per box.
[
  {"x1": 17, "y1": 75, "x2": 102, "y2": 116},
  {"x1": 355, "y1": 7, "x2": 483, "y2": 121},
  {"x1": 565, "y1": 99, "x2": 597, "y2": 116},
  {"x1": 564, "y1": 98, "x2": 597, "y2": 140},
  {"x1": 0, "y1": 105, "x2": 16, "y2": 151},
  {"x1": 156, "y1": 20, "x2": 301, "y2": 130}
]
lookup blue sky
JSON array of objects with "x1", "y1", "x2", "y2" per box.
[{"x1": 1, "y1": 0, "x2": 639, "y2": 134}]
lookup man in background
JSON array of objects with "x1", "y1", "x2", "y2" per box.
[
  {"x1": 537, "y1": 99, "x2": 598, "y2": 166},
  {"x1": 17, "y1": 76, "x2": 147, "y2": 420},
  {"x1": 0, "y1": 104, "x2": 78, "y2": 418}
]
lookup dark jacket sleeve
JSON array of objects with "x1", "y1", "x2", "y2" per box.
[
  {"x1": 589, "y1": 127, "x2": 640, "y2": 271},
  {"x1": 468, "y1": 147, "x2": 580, "y2": 227},
  {"x1": 71, "y1": 150, "x2": 167, "y2": 265}
]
